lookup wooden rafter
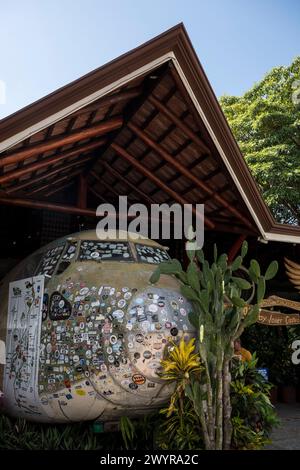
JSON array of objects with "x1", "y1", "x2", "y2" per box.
[
  {"x1": 88, "y1": 186, "x2": 110, "y2": 204},
  {"x1": 70, "y1": 87, "x2": 142, "y2": 119},
  {"x1": 152, "y1": 155, "x2": 212, "y2": 200},
  {"x1": 148, "y1": 95, "x2": 210, "y2": 155},
  {"x1": 111, "y1": 142, "x2": 214, "y2": 229},
  {"x1": 128, "y1": 122, "x2": 253, "y2": 229},
  {"x1": 0, "y1": 117, "x2": 122, "y2": 168},
  {"x1": 0, "y1": 140, "x2": 104, "y2": 185},
  {"x1": 89, "y1": 170, "x2": 135, "y2": 202},
  {"x1": 27, "y1": 169, "x2": 82, "y2": 196},
  {"x1": 45, "y1": 181, "x2": 75, "y2": 197},
  {"x1": 5, "y1": 155, "x2": 92, "y2": 194},
  {"x1": 0, "y1": 196, "x2": 96, "y2": 217},
  {"x1": 102, "y1": 162, "x2": 156, "y2": 205},
  {"x1": 94, "y1": 65, "x2": 171, "y2": 179},
  {"x1": 107, "y1": 83, "x2": 179, "y2": 188}
]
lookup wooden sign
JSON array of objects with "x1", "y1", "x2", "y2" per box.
[{"x1": 257, "y1": 309, "x2": 300, "y2": 326}]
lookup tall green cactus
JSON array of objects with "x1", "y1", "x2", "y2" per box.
[{"x1": 150, "y1": 241, "x2": 278, "y2": 450}]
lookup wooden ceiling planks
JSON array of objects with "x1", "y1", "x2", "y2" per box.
[{"x1": 0, "y1": 57, "x2": 254, "y2": 234}]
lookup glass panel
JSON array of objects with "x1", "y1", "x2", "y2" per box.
[
  {"x1": 135, "y1": 244, "x2": 170, "y2": 264},
  {"x1": 79, "y1": 240, "x2": 133, "y2": 261},
  {"x1": 35, "y1": 244, "x2": 65, "y2": 278},
  {"x1": 61, "y1": 240, "x2": 77, "y2": 261}
]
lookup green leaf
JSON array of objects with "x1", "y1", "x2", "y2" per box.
[
  {"x1": 232, "y1": 277, "x2": 252, "y2": 290},
  {"x1": 257, "y1": 277, "x2": 266, "y2": 303},
  {"x1": 149, "y1": 267, "x2": 160, "y2": 284},
  {"x1": 231, "y1": 296, "x2": 246, "y2": 308},
  {"x1": 265, "y1": 260, "x2": 278, "y2": 280},
  {"x1": 196, "y1": 250, "x2": 205, "y2": 264},
  {"x1": 249, "y1": 259, "x2": 261, "y2": 281},
  {"x1": 231, "y1": 256, "x2": 242, "y2": 271},
  {"x1": 241, "y1": 240, "x2": 248, "y2": 258},
  {"x1": 244, "y1": 305, "x2": 259, "y2": 327},
  {"x1": 187, "y1": 262, "x2": 200, "y2": 292},
  {"x1": 213, "y1": 244, "x2": 218, "y2": 262},
  {"x1": 188, "y1": 310, "x2": 199, "y2": 329},
  {"x1": 159, "y1": 259, "x2": 183, "y2": 275},
  {"x1": 217, "y1": 253, "x2": 228, "y2": 271},
  {"x1": 186, "y1": 249, "x2": 195, "y2": 262},
  {"x1": 180, "y1": 284, "x2": 199, "y2": 302}
]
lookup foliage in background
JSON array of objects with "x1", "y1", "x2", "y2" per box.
[
  {"x1": 242, "y1": 324, "x2": 300, "y2": 386},
  {"x1": 220, "y1": 57, "x2": 300, "y2": 224},
  {"x1": 230, "y1": 354, "x2": 280, "y2": 449},
  {"x1": 150, "y1": 241, "x2": 278, "y2": 449}
]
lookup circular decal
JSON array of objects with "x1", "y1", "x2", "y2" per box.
[
  {"x1": 110, "y1": 335, "x2": 117, "y2": 345},
  {"x1": 135, "y1": 333, "x2": 144, "y2": 343},
  {"x1": 132, "y1": 374, "x2": 146, "y2": 385},
  {"x1": 149, "y1": 304, "x2": 158, "y2": 313},
  {"x1": 80, "y1": 287, "x2": 89, "y2": 296},
  {"x1": 143, "y1": 350, "x2": 152, "y2": 359},
  {"x1": 129, "y1": 382, "x2": 138, "y2": 390}
]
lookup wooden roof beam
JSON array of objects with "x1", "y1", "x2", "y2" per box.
[
  {"x1": 89, "y1": 170, "x2": 136, "y2": 202},
  {"x1": 111, "y1": 142, "x2": 214, "y2": 229},
  {"x1": 5, "y1": 154, "x2": 92, "y2": 194},
  {"x1": 128, "y1": 122, "x2": 253, "y2": 230},
  {"x1": 45, "y1": 181, "x2": 75, "y2": 197},
  {"x1": 27, "y1": 169, "x2": 82, "y2": 196},
  {"x1": 148, "y1": 94, "x2": 210, "y2": 155},
  {"x1": 0, "y1": 140, "x2": 104, "y2": 185},
  {"x1": 70, "y1": 87, "x2": 142, "y2": 119},
  {"x1": 0, "y1": 117, "x2": 122, "y2": 168},
  {"x1": 88, "y1": 186, "x2": 110, "y2": 204},
  {"x1": 0, "y1": 196, "x2": 97, "y2": 217},
  {"x1": 102, "y1": 162, "x2": 156, "y2": 205}
]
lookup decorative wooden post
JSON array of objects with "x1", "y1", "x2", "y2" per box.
[{"x1": 77, "y1": 174, "x2": 87, "y2": 209}]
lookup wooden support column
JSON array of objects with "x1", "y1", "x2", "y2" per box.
[
  {"x1": 111, "y1": 142, "x2": 214, "y2": 229},
  {"x1": 77, "y1": 174, "x2": 87, "y2": 209},
  {"x1": 228, "y1": 234, "x2": 247, "y2": 263},
  {"x1": 128, "y1": 122, "x2": 253, "y2": 230}
]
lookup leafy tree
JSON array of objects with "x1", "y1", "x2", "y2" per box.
[{"x1": 220, "y1": 57, "x2": 300, "y2": 224}]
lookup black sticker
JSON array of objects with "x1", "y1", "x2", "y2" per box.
[
  {"x1": 170, "y1": 327, "x2": 178, "y2": 337},
  {"x1": 129, "y1": 382, "x2": 138, "y2": 390},
  {"x1": 49, "y1": 291, "x2": 72, "y2": 320}
]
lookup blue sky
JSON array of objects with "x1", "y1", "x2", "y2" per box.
[{"x1": 0, "y1": 0, "x2": 299, "y2": 119}]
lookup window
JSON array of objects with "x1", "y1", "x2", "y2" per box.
[
  {"x1": 35, "y1": 244, "x2": 65, "y2": 278},
  {"x1": 135, "y1": 244, "x2": 170, "y2": 264},
  {"x1": 79, "y1": 240, "x2": 133, "y2": 262}
]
